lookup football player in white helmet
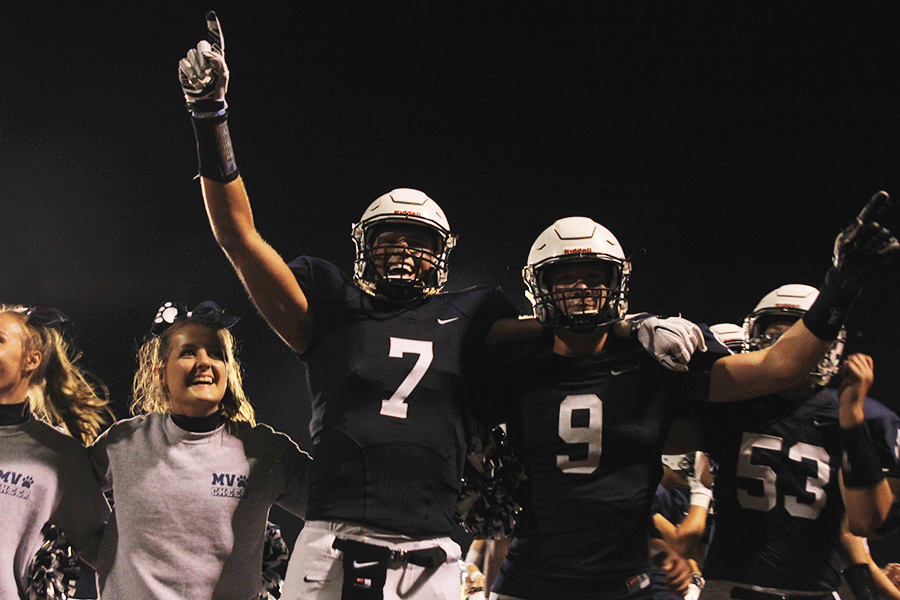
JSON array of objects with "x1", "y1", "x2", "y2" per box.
[
  {"x1": 695, "y1": 284, "x2": 900, "y2": 600},
  {"x1": 743, "y1": 283, "x2": 846, "y2": 386},
  {"x1": 523, "y1": 217, "x2": 707, "y2": 370},
  {"x1": 478, "y1": 211, "x2": 897, "y2": 600},
  {"x1": 177, "y1": 13, "x2": 533, "y2": 600}
]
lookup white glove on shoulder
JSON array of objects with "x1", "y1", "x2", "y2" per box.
[
  {"x1": 634, "y1": 316, "x2": 707, "y2": 372},
  {"x1": 178, "y1": 11, "x2": 229, "y2": 106}
]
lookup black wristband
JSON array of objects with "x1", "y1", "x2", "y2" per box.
[
  {"x1": 840, "y1": 423, "x2": 885, "y2": 488},
  {"x1": 842, "y1": 563, "x2": 878, "y2": 600},
  {"x1": 802, "y1": 266, "x2": 859, "y2": 340},
  {"x1": 190, "y1": 107, "x2": 239, "y2": 183}
]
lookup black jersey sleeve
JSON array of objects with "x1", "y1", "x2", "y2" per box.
[
  {"x1": 286, "y1": 255, "x2": 346, "y2": 310},
  {"x1": 458, "y1": 286, "x2": 520, "y2": 353},
  {"x1": 863, "y1": 397, "x2": 900, "y2": 478},
  {"x1": 286, "y1": 256, "x2": 362, "y2": 356}
]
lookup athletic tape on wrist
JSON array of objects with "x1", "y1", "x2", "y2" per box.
[
  {"x1": 802, "y1": 267, "x2": 859, "y2": 340},
  {"x1": 690, "y1": 491, "x2": 712, "y2": 510},
  {"x1": 191, "y1": 110, "x2": 239, "y2": 183},
  {"x1": 840, "y1": 423, "x2": 885, "y2": 488}
]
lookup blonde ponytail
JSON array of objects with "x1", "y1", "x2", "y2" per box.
[{"x1": 1, "y1": 305, "x2": 112, "y2": 445}]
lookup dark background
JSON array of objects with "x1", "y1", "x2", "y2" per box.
[{"x1": 3, "y1": 3, "x2": 900, "y2": 562}]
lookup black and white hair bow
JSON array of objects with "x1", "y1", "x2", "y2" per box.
[
  {"x1": 21, "y1": 307, "x2": 69, "y2": 330},
  {"x1": 150, "y1": 301, "x2": 239, "y2": 336}
]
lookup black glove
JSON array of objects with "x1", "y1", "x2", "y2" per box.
[
  {"x1": 804, "y1": 191, "x2": 898, "y2": 340},
  {"x1": 832, "y1": 191, "x2": 899, "y2": 287}
]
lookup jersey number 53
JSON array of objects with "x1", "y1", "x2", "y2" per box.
[{"x1": 736, "y1": 431, "x2": 831, "y2": 520}]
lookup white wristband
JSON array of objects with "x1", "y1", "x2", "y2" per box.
[{"x1": 690, "y1": 490, "x2": 712, "y2": 510}]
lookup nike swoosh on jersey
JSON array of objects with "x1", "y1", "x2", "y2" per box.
[
  {"x1": 610, "y1": 366, "x2": 640, "y2": 376},
  {"x1": 352, "y1": 560, "x2": 382, "y2": 569},
  {"x1": 437, "y1": 317, "x2": 460, "y2": 325}
]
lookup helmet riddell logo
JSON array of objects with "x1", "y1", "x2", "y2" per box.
[
  {"x1": 564, "y1": 248, "x2": 593, "y2": 254},
  {"x1": 393, "y1": 210, "x2": 422, "y2": 216},
  {"x1": 774, "y1": 302, "x2": 803, "y2": 309}
]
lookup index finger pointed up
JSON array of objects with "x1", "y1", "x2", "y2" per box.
[{"x1": 206, "y1": 11, "x2": 224, "y2": 55}]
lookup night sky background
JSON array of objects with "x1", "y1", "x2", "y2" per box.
[{"x1": 4, "y1": 3, "x2": 900, "y2": 561}]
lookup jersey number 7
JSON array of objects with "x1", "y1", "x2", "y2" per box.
[{"x1": 380, "y1": 337, "x2": 434, "y2": 419}]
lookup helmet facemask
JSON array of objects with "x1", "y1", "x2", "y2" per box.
[
  {"x1": 525, "y1": 256, "x2": 630, "y2": 333},
  {"x1": 361, "y1": 223, "x2": 447, "y2": 302},
  {"x1": 351, "y1": 189, "x2": 455, "y2": 303},
  {"x1": 523, "y1": 217, "x2": 630, "y2": 334},
  {"x1": 743, "y1": 290, "x2": 846, "y2": 386}
]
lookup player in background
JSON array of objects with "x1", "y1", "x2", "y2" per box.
[
  {"x1": 89, "y1": 302, "x2": 311, "y2": 600},
  {"x1": 651, "y1": 452, "x2": 714, "y2": 600},
  {"x1": 477, "y1": 207, "x2": 896, "y2": 600},
  {"x1": 0, "y1": 305, "x2": 111, "y2": 599},
  {"x1": 707, "y1": 324, "x2": 744, "y2": 354},
  {"x1": 697, "y1": 285, "x2": 900, "y2": 599}
]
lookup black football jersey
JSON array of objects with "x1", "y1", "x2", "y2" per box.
[
  {"x1": 288, "y1": 256, "x2": 518, "y2": 536},
  {"x1": 481, "y1": 335, "x2": 714, "y2": 597},
  {"x1": 700, "y1": 388, "x2": 900, "y2": 591}
]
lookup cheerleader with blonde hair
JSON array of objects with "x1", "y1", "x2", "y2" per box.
[
  {"x1": 90, "y1": 301, "x2": 311, "y2": 600},
  {"x1": 0, "y1": 305, "x2": 111, "y2": 598}
]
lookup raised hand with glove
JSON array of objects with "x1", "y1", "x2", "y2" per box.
[{"x1": 178, "y1": 11, "x2": 238, "y2": 183}]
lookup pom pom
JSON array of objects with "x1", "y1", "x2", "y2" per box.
[
  {"x1": 257, "y1": 522, "x2": 290, "y2": 599},
  {"x1": 26, "y1": 523, "x2": 81, "y2": 600},
  {"x1": 455, "y1": 424, "x2": 527, "y2": 538}
]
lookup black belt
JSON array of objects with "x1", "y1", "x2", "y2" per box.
[
  {"x1": 332, "y1": 537, "x2": 447, "y2": 569},
  {"x1": 730, "y1": 586, "x2": 833, "y2": 600}
]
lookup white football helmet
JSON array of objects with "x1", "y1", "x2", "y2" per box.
[
  {"x1": 523, "y1": 216, "x2": 631, "y2": 332},
  {"x1": 709, "y1": 323, "x2": 746, "y2": 353},
  {"x1": 351, "y1": 188, "x2": 456, "y2": 301},
  {"x1": 743, "y1": 283, "x2": 846, "y2": 385}
]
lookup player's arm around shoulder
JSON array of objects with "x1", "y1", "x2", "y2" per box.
[
  {"x1": 484, "y1": 315, "x2": 543, "y2": 346},
  {"x1": 707, "y1": 318, "x2": 830, "y2": 402}
]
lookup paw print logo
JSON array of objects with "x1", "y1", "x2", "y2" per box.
[
  {"x1": 150, "y1": 302, "x2": 188, "y2": 336},
  {"x1": 237, "y1": 475, "x2": 247, "y2": 488},
  {"x1": 155, "y1": 302, "x2": 179, "y2": 326},
  {"x1": 22, "y1": 476, "x2": 34, "y2": 489}
]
